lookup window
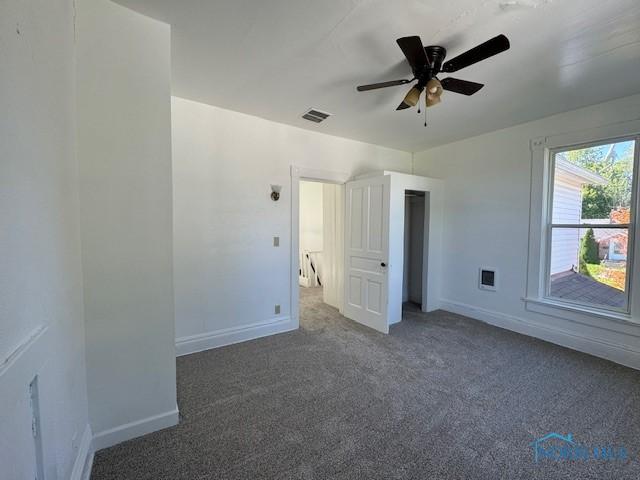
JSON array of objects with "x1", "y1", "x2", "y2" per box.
[{"x1": 545, "y1": 138, "x2": 637, "y2": 313}]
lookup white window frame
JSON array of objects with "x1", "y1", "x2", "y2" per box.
[
  {"x1": 525, "y1": 119, "x2": 640, "y2": 330},
  {"x1": 544, "y1": 136, "x2": 638, "y2": 314}
]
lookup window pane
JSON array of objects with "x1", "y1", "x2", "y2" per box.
[
  {"x1": 549, "y1": 227, "x2": 628, "y2": 310},
  {"x1": 552, "y1": 140, "x2": 635, "y2": 224}
]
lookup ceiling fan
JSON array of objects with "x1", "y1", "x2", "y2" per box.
[{"x1": 357, "y1": 34, "x2": 510, "y2": 119}]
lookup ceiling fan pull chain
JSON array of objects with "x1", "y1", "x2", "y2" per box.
[{"x1": 424, "y1": 104, "x2": 427, "y2": 127}]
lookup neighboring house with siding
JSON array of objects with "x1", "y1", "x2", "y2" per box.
[
  {"x1": 550, "y1": 159, "x2": 607, "y2": 275},
  {"x1": 582, "y1": 222, "x2": 629, "y2": 262}
]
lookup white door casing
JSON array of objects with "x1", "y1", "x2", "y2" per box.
[{"x1": 343, "y1": 175, "x2": 390, "y2": 333}]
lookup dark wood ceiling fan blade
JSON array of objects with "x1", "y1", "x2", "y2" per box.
[
  {"x1": 440, "y1": 77, "x2": 484, "y2": 95},
  {"x1": 356, "y1": 79, "x2": 411, "y2": 91},
  {"x1": 441, "y1": 34, "x2": 510, "y2": 73},
  {"x1": 396, "y1": 101, "x2": 412, "y2": 110},
  {"x1": 396, "y1": 36, "x2": 429, "y2": 73}
]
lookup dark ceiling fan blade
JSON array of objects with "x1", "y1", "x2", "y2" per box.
[
  {"x1": 396, "y1": 36, "x2": 429, "y2": 73},
  {"x1": 356, "y1": 79, "x2": 411, "y2": 91},
  {"x1": 396, "y1": 101, "x2": 412, "y2": 110},
  {"x1": 442, "y1": 34, "x2": 510, "y2": 73},
  {"x1": 440, "y1": 77, "x2": 484, "y2": 95}
]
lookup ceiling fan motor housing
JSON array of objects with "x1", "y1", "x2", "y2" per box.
[{"x1": 424, "y1": 45, "x2": 447, "y2": 76}]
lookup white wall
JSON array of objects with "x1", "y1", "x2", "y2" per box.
[
  {"x1": 322, "y1": 184, "x2": 344, "y2": 310},
  {"x1": 300, "y1": 181, "x2": 324, "y2": 254},
  {"x1": 299, "y1": 181, "x2": 324, "y2": 286},
  {"x1": 1, "y1": 1, "x2": 90, "y2": 478},
  {"x1": 387, "y1": 173, "x2": 443, "y2": 325},
  {"x1": 76, "y1": 0, "x2": 177, "y2": 449},
  {"x1": 413, "y1": 93, "x2": 640, "y2": 369},
  {"x1": 172, "y1": 96, "x2": 411, "y2": 354}
]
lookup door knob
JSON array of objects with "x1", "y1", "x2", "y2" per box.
[{"x1": 381, "y1": 262, "x2": 387, "y2": 267}]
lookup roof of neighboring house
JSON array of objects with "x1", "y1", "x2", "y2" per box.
[
  {"x1": 556, "y1": 158, "x2": 607, "y2": 185},
  {"x1": 581, "y1": 220, "x2": 628, "y2": 242}
]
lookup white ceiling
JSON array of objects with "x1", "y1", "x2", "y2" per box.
[{"x1": 115, "y1": 0, "x2": 640, "y2": 152}]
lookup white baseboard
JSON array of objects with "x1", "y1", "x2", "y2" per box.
[
  {"x1": 70, "y1": 424, "x2": 94, "y2": 480},
  {"x1": 92, "y1": 406, "x2": 179, "y2": 451},
  {"x1": 175, "y1": 316, "x2": 296, "y2": 357},
  {"x1": 439, "y1": 299, "x2": 640, "y2": 370}
]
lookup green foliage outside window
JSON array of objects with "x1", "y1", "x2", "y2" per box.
[
  {"x1": 565, "y1": 143, "x2": 633, "y2": 219},
  {"x1": 579, "y1": 228, "x2": 600, "y2": 270}
]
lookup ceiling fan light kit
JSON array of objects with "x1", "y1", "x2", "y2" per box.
[
  {"x1": 402, "y1": 86, "x2": 423, "y2": 108},
  {"x1": 357, "y1": 34, "x2": 510, "y2": 126},
  {"x1": 425, "y1": 78, "x2": 443, "y2": 107},
  {"x1": 426, "y1": 93, "x2": 441, "y2": 108}
]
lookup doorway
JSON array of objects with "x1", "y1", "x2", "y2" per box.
[
  {"x1": 293, "y1": 169, "x2": 442, "y2": 334},
  {"x1": 298, "y1": 180, "x2": 344, "y2": 315},
  {"x1": 299, "y1": 180, "x2": 325, "y2": 291},
  {"x1": 290, "y1": 167, "x2": 349, "y2": 330},
  {"x1": 403, "y1": 190, "x2": 425, "y2": 309}
]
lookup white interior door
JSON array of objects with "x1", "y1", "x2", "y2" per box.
[{"x1": 343, "y1": 175, "x2": 390, "y2": 333}]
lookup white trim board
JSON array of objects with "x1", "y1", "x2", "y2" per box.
[
  {"x1": 0, "y1": 325, "x2": 47, "y2": 380},
  {"x1": 440, "y1": 299, "x2": 640, "y2": 371},
  {"x1": 290, "y1": 166, "x2": 350, "y2": 185},
  {"x1": 175, "y1": 316, "x2": 295, "y2": 357},
  {"x1": 69, "y1": 424, "x2": 94, "y2": 480},
  {"x1": 92, "y1": 407, "x2": 180, "y2": 451}
]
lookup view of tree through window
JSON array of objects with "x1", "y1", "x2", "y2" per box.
[
  {"x1": 548, "y1": 139, "x2": 635, "y2": 311},
  {"x1": 569, "y1": 142, "x2": 634, "y2": 218}
]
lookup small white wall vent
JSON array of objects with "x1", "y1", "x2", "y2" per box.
[
  {"x1": 479, "y1": 267, "x2": 497, "y2": 291},
  {"x1": 302, "y1": 108, "x2": 332, "y2": 123}
]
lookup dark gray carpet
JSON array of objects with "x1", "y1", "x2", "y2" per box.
[{"x1": 91, "y1": 288, "x2": 640, "y2": 479}]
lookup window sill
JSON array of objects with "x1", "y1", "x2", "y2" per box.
[{"x1": 523, "y1": 297, "x2": 640, "y2": 330}]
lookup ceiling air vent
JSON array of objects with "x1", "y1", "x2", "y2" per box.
[{"x1": 302, "y1": 108, "x2": 331, "y2": 123}]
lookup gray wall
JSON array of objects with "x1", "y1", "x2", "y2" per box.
[
  {"x1": 408, "y1": 196, "x2": 425, "y2": 305},
  {"x1": 402, "y1": 196, "x2": 425, "y2": 305},
  {"x1": 403, "y1": 197, "x2": 411, "y2": 303}
]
